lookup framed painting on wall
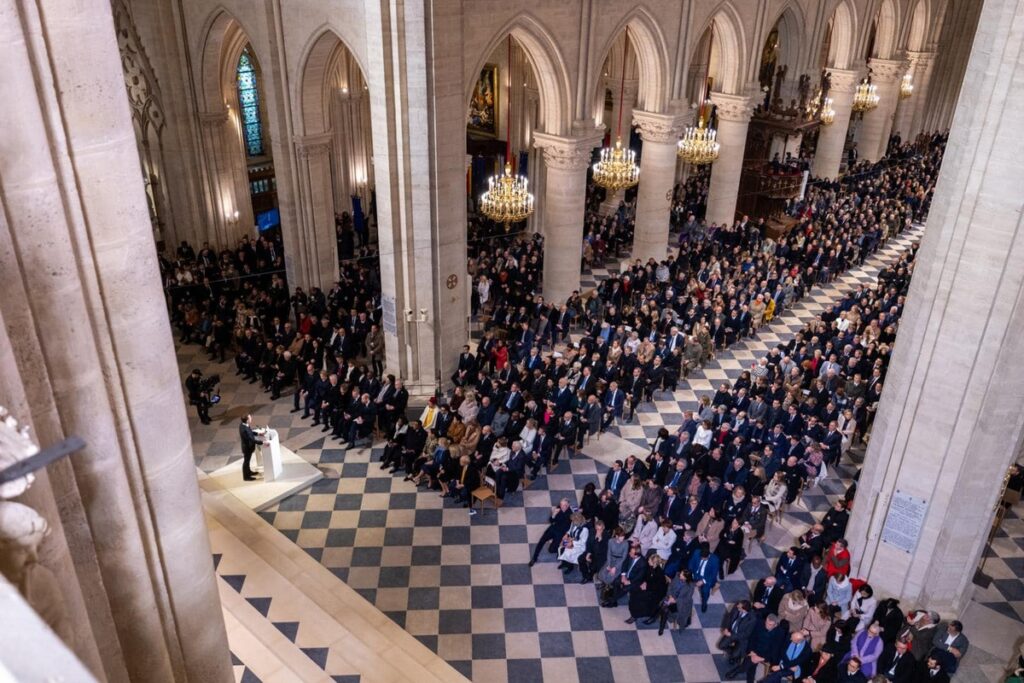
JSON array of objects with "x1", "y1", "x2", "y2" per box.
[{"x1": 468, "y1": 63, "x2": 498, "y2": 137}]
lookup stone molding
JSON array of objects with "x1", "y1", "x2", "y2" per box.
[
  {"x1": 708, "y1": 92, "x2": 752, "y2": 123},
  {"x1": 197, "y1": 109, "x2": 228, "y2": 127},
  {"x1": 828, "y1": 68, "x2": 864, "y2": 94},
  {"x1": 533, "y1": 130, "x2": 602, "y2": 172},
  {"x1": 294, "y1": 132, "x2": 334, "y2": 159},
  {"x1": 905, "y1": 50, "x2": 937, "y2": 69},
  {"x1": 631, "y1": 110, "x2": 682, "y2": 144},
  {"x1": 868, "y1": 58, "x2": 905, "y2": 82}
]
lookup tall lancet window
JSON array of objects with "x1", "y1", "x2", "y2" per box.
[{"x1": 237, "y1": 47, "x2": 264, "y2": 157}]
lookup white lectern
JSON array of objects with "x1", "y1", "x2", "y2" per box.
[{"x1": 255, "y1": 428, "x2": 283, "y2": 481}]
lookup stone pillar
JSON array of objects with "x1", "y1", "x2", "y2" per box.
[
  {"x1": 846, "y1": 0, "x2": 1024, "y2": 615},
  {"x1": 197, "y1": 109, "x2": 254, "y2": 247},
  {"x1": 705, "y1": 93, "x2": 752, "y2": 227},
  {"x1": 0, "y1": 1, "x2": 232, "y2": 681},
  {"x1": 631, "y1": 111, "x2": 681, "y2": 262},
  {"x1": 904, "y1": 51, "x2": 936, "y2": 139},
  {"x1": 859, "y1": 59, "x2": 903, "y2": 162},
  {"x1": 812, "y1": 69, "x2": 860, "y2": 180},
  {"x1": 294, "y1": 135, "x2": 340, "y2": 289},
  {"x1": 600, "y1": 78, "x2": 638, "y2": 213},
  {"x1": 534, "y1": 130, "x2": 603, "y2": 302}
]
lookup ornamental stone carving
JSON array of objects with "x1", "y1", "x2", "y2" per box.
[
  {"x1": 294, "y1": 133, "x2": 334, "y2": 159},
  {"x1": 0, "y1": 409, "x2": 68, "y2": 641},
  {"x1": 868, "y1": 58, "x2": 905, "y2": 82},
  {"x1": 533, "y1": 131, "x2": 602, "y2": 172},
  {"x1": 113, "y1": 0, "x2": 165, "y2": 135},
  {"x1": 632, "y1": 111, "x2": 682, "y2": 144},
  {"x1": 828, "y1": 68, "x2": 863, "y2": 94},
  {"x1": 708, "y1": 93, "x2": 752, "y2": 122}
]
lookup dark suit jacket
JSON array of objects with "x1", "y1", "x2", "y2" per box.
[
  {"x1": 747, "y1": 621, "x2": 785, "y2": 661},
  {"x1": 720, "y1": 607, "x2": 755, "y2": 650},
  {"x1": 605, "y1": 469, "x2": 627, "y2": 496},
  {"x1": 239, "y1": 423, "x2": 262, "y2": 455},
  {"x1": 751, "y1": 579, "x2": 783, "y2": 615},
  {"x1": 775, "y1": 640, "x2": 812, "y2": 677},
  {"x1": 877, "y1": 647, "x2": 916, "y2": 683}
]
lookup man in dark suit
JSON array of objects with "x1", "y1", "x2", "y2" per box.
[
  {"x1": 822, "y1": 420, "x2": 844, "y2": 465},
  {"x1": 602, "y1": 542, "x2": 648, "y2": 608},
  {"x1": 717, "y1": 600, "x2": 755, "y2": 665},
  {"x1": 659, "y1": 486, "x2": 685, "y2": 527},
  {"x1": 529, "y1": 499, "x2": 572, "y2": 566},
  {"x1": 774, "y1": 546, "x2": 805, "y2": 592},
  {"x1": 913, "y1": 655, "x2": 950, "y2": 682},
  {"x1": 602, "y1": 381, "x2": 625, "y2": 429},
  {"x1": 725, "y1": 613, "x2": 786, "y2": 681},
  {"x1": 759, "y1": 630, "x2": 813, "y2": 683},
  {"x1": 751, "y1": 576, "x2": 783, "y2": 616},
  {"x1": 238, "y1": 414, "x2": 264, "y2": 481},
  {"x1": 605, "y1": 460, "x2": 627, "y2": 497},
  {"x1": 688, "y1": 547, "x2": 720, "y2": 612},
  {"x1": 451, "y1": 345, "x2": 476, "y2": 386},
  {"x1": 877, "y1": 639, "x2": 916, "y2": 683},
  {"x1": 552, "y1": 411, "x2": 578, "y2": 467}
]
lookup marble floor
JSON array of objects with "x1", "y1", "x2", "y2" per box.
[{"x1": 182, "y1": 224, "x2": 1020, "y2": 682}]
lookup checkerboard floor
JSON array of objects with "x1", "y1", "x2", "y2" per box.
[{"x1": 183, "y1": 224, "x2": 1020, "y2": 682}]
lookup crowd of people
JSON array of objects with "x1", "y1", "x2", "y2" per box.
[
  {"x1": 166, "y1": 130, "x2": 979, "y2": 680},
  {"x1": 417, "y1": 134, "x2": 969, "y2": 681}
]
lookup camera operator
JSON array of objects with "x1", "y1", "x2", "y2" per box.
[{"x1": 185, "y1": 368, "x2": 212, "y2": 425}]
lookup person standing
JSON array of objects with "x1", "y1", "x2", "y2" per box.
[{"x1": 239, "y1": 414, "x2": 264, "y2": 481}]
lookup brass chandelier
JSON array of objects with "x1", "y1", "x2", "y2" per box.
[
  {"x1": 820, "y1": 97, "x2": 836, "y2": 125},
  {"x1": 480, "y1": 36, "x2": 534, "y2": 226},
  {"x1": 677, "y1": 22, "x2": 720, "y2": 165},
  {"x1": 899, "y1": 72, "x2": 914, "y2": 99},
  {"x1": 593, "y1": 31, "x2": 639, "y2": 191},
  {"x1": 677, "y1": 100, "x2": 720, "y2": 165},
  {"x1": 851, "y1": 78, "x2": 880, "y2": 112}
]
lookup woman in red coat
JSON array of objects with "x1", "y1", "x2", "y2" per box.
[
  {"x1": 492, "y1": 340, "x2": 509, "y2": 371},
  {"x1": 824, "y1": 538, "x2": 851, "y2": 577}
]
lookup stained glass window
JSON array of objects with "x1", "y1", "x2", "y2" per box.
[{"x1": 237, "y1": 48, "x2": 264, "y2": 157}]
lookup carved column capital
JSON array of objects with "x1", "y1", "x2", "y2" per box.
[
  {"x1": 197, "y1": 109, "x2": 228, "y2": 127},
  {"x1": 868, "y1": 58, "x2": 905, "y2": 82},
  {"x1": 533, "y1": 130, "x2": 602, "y2": 172},
  {"x1": 631, "y1": 110, "x2": 683, "y2": 144},
  {"x1": 708, "y1": 92, "x2": 753, "y2": 123},
  {"x1": 827, "y1": 68, "x2": 864, "y2": 94},
  {"x1": 294, "y1": 132, "x2": 334, "y2": 159}
]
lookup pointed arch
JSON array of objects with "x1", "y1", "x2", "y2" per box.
[
  {"x1": 691, "y1": 2, "x2": 747, "y2": 96},
  {"x1": 467, "y1": 15, "x2": 573, "y2": 136},
  {"x1": 198, "y1": 8, "x2": 256, "y2": 113},
  {"x1": 591, "y1": 7, "x2": 672, "y2": 114},
  {"x1": 905, "y1": 0, "x2": 930, "y2": 52},
  {"x1": 766, "y1": 1, "x2": 808, "y2": 75},
  {"x1": 296, "y1": 27, "x2": 369, "y2": 136},
  {"x1": 828, "y1": 0, "x2": 859, "y2": 69},
  {"x1": 870, "y1": 0, "x2": 900, "y2": 59}
]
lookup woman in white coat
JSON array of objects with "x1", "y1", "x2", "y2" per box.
[
  {"x1": 629, "y1": 509, "x2": 659, "y2": 556},
  {"x1": 650, "y1": 519, "x2": 677, "y2": 561},
  {"x1": 556, "y1": 513, "x2": 589, "y2": 571}
]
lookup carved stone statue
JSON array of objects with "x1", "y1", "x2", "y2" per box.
[
  {"x1": 0, "y1": 408, "x2": 69, "y2": 640},
  {"x1": 798, "y1": 74, "x2": 811, "y2": 111},
  {"x1": 772, "y1": 65, "x2": 788, "y2": 112}
]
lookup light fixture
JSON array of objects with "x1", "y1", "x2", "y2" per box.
[
  {"x1": 593, "y1": 30, "x2": 640, "y2": 191},
  {"x1": 852, "y1": 78, "x2": 880, "y2": 112},
  {"x1": 820, "y1": 97, "x2": 835, "y2": 125},
  {"x1": 899, "y1": 72, "x2": 914, "y2": 99},
  {"x1": 677, "y1": 21, "x2": 720, "y2": 165},
  {"x1": 480, "y1": 36, "x2": 534, "y2": 226}
]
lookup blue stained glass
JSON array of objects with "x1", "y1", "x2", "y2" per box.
[{"x1": 237, "y1": 48, "x2": 264, "y2": 157}]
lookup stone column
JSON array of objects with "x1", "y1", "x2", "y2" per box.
[
  {"x1": 705, "y1": 93, "x2": 752, "y2": 227},
  {"x1": 294, "y1": 135, "x2": 340, "y2": 289},
  {"x1": 0, "y1": 0, "x2": 232, "y2": 681},
  {"x1": 846, "y1": 0, "x2": 1024, "y2": 615},
  {"x1": 534, "y1": 130, "x2": 603, "y2": 302},
  {"x1": 859, "y1": 59, "x2": 903, "y2": 162},
  {"x1": 812, "y1": 69, "x2": 860, "y2": 180},
  {"x1": 197, "y1": 109, "x2": 254, "y2": 247},
  {"x1": 631, "y1": 111, "x2": 681, "y2": 262},
  {"x1": 600, "y1": 78, "x2": 639, "y2": 214},
  {"x1": 904, "y1": 51, "x2": 937, "y2": 139}
]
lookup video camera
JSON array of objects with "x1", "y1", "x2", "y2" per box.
[{"x1": 199, "y1": 374, "x2": 221, "y2": 404}]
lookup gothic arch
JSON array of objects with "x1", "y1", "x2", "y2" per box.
[
  {"x1": 828, "y1": 0, "x2": 859, "y2": 69},
  {"x1": 766, "y1": 1, "x2": 808, "y2": 77},
  {"x1": 198, "y1": 9, "x2": 257, "y2": 113},
  {"x1": 691, "y1": 2, "x2": 747, "y2": 96},
  {"x1": 904, "y1": 0, "x2": 930, "y2": 51},
  {"x1": 591, "y1": 8, "x2": 671, "y2": 114},
  {"x1": 467, "y1": 15, "x2": 573, "y2": 136},
  {"x1": 870, "y1": 0, "x2": 900, "y2": 59},
  {"x1": 296, "y1": 28, "x2": 369, "y2": 136}
]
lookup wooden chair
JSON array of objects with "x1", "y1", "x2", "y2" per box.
[{"x1": 472, "y1": 485, "x2": 498, "y2": 512}]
